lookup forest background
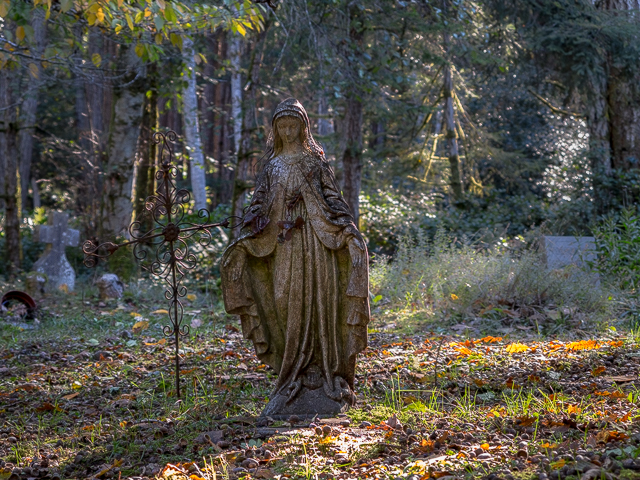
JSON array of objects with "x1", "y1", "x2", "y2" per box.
[{"x1": 1, "y1": 0, "x2": 639, "y2": 279}]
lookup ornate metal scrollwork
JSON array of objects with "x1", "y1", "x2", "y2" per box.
[{"x1": 83, "y1": 130, "x2": 241, "y2": 397}]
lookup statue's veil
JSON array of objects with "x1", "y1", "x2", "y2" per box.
[{"x1": 263, "y1": 98, "x2": 326, "y2": 163}]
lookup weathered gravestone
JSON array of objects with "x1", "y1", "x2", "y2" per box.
[
  {"x1": 542, "y1": 236, "x2": 597, "y2": 270},
  {"x1": 33, "y1": 212, "x2": 80, "y2": 292},
  {"x1": 221, "y1": 99, "x2": 370, "y2": 419}
]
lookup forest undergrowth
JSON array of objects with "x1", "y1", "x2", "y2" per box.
[{"x1": 1, "y1": 244, "x2": 640, "y2": 480}]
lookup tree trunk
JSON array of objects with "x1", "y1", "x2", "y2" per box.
[
  {"x1": 318, "y1": 91, "x2": 334, "y2": 137},
  {"x1": 342, "y1": 95, "x2": 363, "y2": 223},
  {"x1": 588, "y1": 0, "x2": 639, "y2": 210},
  {"x1": 340, "y1": 7, "x2": 365, "y2": 224},
  {"x1": 182, "y1": 36, "x2": 208, "y2": 211},
  {"x1": 229, "y1": 35, "x2": 243, "y2": 158},
  {"x1": 99, "y1": 46, "x2": 146, "y2": 239},
  {"x1": 608, "y1": 73, "x2": 640, "y2": 171},
  {"x1": 228, "y1": 32, "x2": 244, "y2": 237},
  {"x1": 441, "y1": 0, "x2": 463, "y2": 203},
  {"x1": 443, "y1": 60, "x2": 463, "y2": 202},
  {"x1": 74, "y1": 25, "x2": 91, "y2": 152},
  {"x1": 0, "y1": 68, "x2": 21, "y2": 273},
  {"x1": 18, "y1": 8, "x2": 46, "y2": 212},
  {"x1": 230, "y1": 25, "x2": 270, "y2": 239},
  {"x1": 133, "y1": 70, "x2": 157, "y2": 234},
  {"x1": 87, "y1": 29, "x2": 106, "y2": 156}
]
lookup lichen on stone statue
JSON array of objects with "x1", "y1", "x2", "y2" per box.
[{"x1": 221, "y1": 98, "x2": 370, "y2": 418}]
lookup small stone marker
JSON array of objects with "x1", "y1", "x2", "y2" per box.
[
  {"x1": 33, "y1": 211, "x2": 80, "y2": 292},
  {"x1": 542, "y1": 236, "x2": 596, "y2": 270},
  {"x1": 96, "y1": 273, "x2": 124, "y2": 300}
]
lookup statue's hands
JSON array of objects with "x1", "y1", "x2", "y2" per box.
[{"x1": 348, "y1": 234, "x2": 365, "y2": 269}]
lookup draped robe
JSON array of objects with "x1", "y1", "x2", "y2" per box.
[{"x1": 221, "y1": 152, "x2": 369, "y2": 408}]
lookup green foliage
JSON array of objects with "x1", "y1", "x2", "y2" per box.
[
  {"x1": 107, "y1": 241, "x2": 139, "y2": 282},
  {"x1": 593, "y1": 208, "x2": 640, "y2": 289},
  {"x1": 370, "y1": 229, "x2": 606, "y2": 329}
]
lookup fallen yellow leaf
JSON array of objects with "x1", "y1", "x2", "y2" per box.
[
  {"x1": 151, "y1": 309, "x2": 169, "y2": 314},
  {"x1": 132, "y1": 320, "x2": 150, "y2": 334},
  {"x1": 506, "y1": 343, "x2": 529, "y2": 354},
  {"x1": 566, "y1": 340, "x2": 600, "y2": 351},
  {"x1": 186, "y1": 294, "x2": 197, "y2": 301}
]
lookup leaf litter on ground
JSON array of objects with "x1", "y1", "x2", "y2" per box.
[{"x1": 1, "y1": 291, "x2": 640, "y2": 480}]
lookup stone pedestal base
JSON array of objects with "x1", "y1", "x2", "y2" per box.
[{"x1": 261, "y1": 387, "x2": 351, "y2": 420}]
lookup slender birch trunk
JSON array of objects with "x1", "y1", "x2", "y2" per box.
[
  {"x1": 229, "y1": 35, "x2": 243, "y2": 159},
  {"x1": 182, "y1": 36, "x2": 207, "y2": 211}
]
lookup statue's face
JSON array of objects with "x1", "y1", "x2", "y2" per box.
[{"x1": 276, "y1": 116, "x2": 302, "y2": 145}]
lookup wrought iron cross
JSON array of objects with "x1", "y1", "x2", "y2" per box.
[{"x1": 83, "y1": 131, "x2": 237, "y2": 398}]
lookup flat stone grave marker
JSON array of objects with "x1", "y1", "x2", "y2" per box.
[
  {"x1": 542, "y1": 235, "x2": 596, "y2": 270},
  {"x1": 33, "y1": 211, "x2": 80, "y2": 291}
]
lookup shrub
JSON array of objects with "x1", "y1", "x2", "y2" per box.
[
  {"x1": 592, "y1": 207, "x2": 640, "y2": 289},
  {"x1": 370, "y1": 230, "x2": 607, "y2": 331}
]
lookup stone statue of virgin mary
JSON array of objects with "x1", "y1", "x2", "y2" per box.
[{"x1": 221, "y1": 98, "x2": 370, "y2": 418}]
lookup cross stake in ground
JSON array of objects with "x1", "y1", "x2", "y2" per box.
[{"x1": 82, "y1": 131, "x2": 237, "y2": 398}]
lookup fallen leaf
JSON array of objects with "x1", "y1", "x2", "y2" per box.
[
  {"x1": 478, "y1": 336, "x2": 502, "y2": 343},
  {"x1": 550, "y1": 459, "x2": 566, "y2": 470},
  {"x1": 506, "y1": 343, "x2": 529, "y2": 354},
  {"x1": 455, "y1": 346, "x2": 474, "y2": 356},
  {"x1": 565, "y1": 340, "x2": 600, "y2": 351},
  {"x1": 95, "y1": 458, "x2": 123, "y2": 478},
  {"x1": 604, "y1": 375, "x2": 637, "y2": 383},
  {"x1": 186, "y1": 294, "x2": 197, "y2": 301},
  {"x1": 62, "y1": 392, "x2": 80, "y2": 400},
  {"x1": 597, "y1": 430, "x2": 629, "y2": 443},
  {"x1": 567, "y1": 405, "x2": 582, "y2": 415},
  {"x1": 592, "y1": 366, "x2": 606, "y2": 376},
  {"x1": 132, "y1": 320, "x2": 150, "y2": 334},
  {"x1": 151, "y1": 309, "x2": 169, "y2": 314},
  {"x1": 515, "y1": 416, "x2": 535, "y2": 427},
  {"x1": 254, "y1": 469, "x2": 276, "y2": 479},
  {"x1": 419, "y1": 438, "x2": 435, "y2": 452},
  {"x1": 36, "y1": 402, "x2": 63, "y2": 413}
]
